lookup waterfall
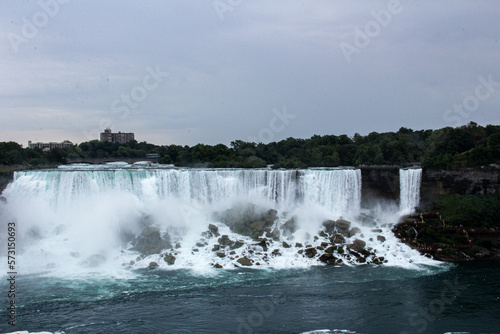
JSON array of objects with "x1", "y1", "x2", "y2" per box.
[
  {"x1": 301, "y1": 169, "x2": 361, "y2": 216},
  {"x1": 399, "y1": 168, "x2": 422, "y2": 214},
  {"x1": 0, "y1": 166, "x2": 436, "y2": 274},
  {"x1": 7, "y1": 168, "x2": 360, "y2": 212}
]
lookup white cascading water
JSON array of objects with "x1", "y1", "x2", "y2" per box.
[
  {"x1": 0, "y1": 166, "x2": 436, "y2": 276},
  {"x1": 399, "y1": 168, "x2": 422, "y2": 214}
]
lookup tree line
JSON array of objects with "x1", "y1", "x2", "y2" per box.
[{"x1": 1, "y1": 122, "x2": 499, "y2": 169}]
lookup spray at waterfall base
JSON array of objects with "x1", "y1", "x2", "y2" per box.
[{"x1": 0, "y1": 167, "x2": 435, "y2": 275}]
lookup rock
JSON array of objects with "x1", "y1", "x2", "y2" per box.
[
  {"x1": 377, "y1": 235, "x2": 386, "y2": 242},
  {"x1": 215, "y1": 204, "x2": 278, "y2": 240},
  {"x1": 372, "y1": 229, "x2": 383, "y2": 233},
  {"x1": 212, "y1": 244, "x2": 220, "y2": 251},
  {"x1": 319, "y1": 253, "x2": 334, "y2": 263},
  {"x1": 129, "y1": 260, "x2": 135, "y2": 265},
  {"x1": 271, "y1": 228, "x2": 281, "y2": 240},
  {"x1": 148, "y1": 261, "x2": 158, "y2": 269},
  {"x1": 196, "y1": 242, "x2": 205, "y2": 248},
  {"x1": 271, "y1": 249, "x2": 281, "y2": 256},
  {"x1": 475, "y1": 247, "x2": 491, "y2": 259},
  {"x1": 237, "y1": 256, "x2": 253, "y2": 266},
  {"x1": 322, "y1": 220, "x2": 337, "y2": 234},
  {"x1": 330, "y1": 234, "x2": 345, "y2": 244},
  {"x1": 216, "y1": 252, "x2": 226, "y2": 258},
  {"x1": 348, "y1": 227, "x2": 361, "y2": 237},
  {"x1": 163, "y1": 253, "x2": 176, "y2": 265},
  {"x1": 213, "y1": 263, "x2": 223, "y2": 268},
  {"x1": 208, "y1": 224, "x2": 220, "y2": 236},
  {"x1": 352, "y1": 239, "x2": 366, "y2": 250},
  {"x1": 325, "y1": 246, "x2": 336, "y2": 253},
  {"x1": 336, "y1": 219, "x2": 351, "y2": 231},
  {"x1": 257, "y1": 238, "x2": 269, "y2": 251},
  {"x1": 282, "y1": 241, "x2": 291, "y2": 248},
  {"x1": 304, "y1": 247, "x2": 317, "y2": 258},
  {"x1": 250, "y1": 221, "x2": 266, "y2": 233},
  {"x1": 295, "y1": 242, "x2": 303, "y2": 248},
  {"x1": 132, "y1": 226, "x2": 172, "y2": 256},
  {"x1": 218, "y1": 235, "x2": 234, "y2": 247},
  {"x1": 231, "y1": 241, "x2": 245, "y2": 250},
  {"x1": 282, "y1": 216, "x2": 299, "y2": 236}
]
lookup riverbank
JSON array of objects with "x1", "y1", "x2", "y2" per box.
[{"x1": 393, "y1": 213, "x2": 500, "y2": 262}]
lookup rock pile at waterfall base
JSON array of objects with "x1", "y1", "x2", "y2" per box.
[{"x1": 126, "y1": 207, "x2": 390, "y2": 269}]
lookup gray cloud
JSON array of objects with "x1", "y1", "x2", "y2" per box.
[{"x1": 1, "y1": 0, "x2": 499, "y2": 146}]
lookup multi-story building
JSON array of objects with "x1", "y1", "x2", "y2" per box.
[
  {"x1": 28, "y1": 140, "x2": 73, "y2": 151},
  {"x1": 100, "y1": 129, "x2": 135, "y2": 144}
]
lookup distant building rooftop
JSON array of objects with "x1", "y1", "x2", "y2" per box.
[
  {"x1": 28, "y1": 140, "x2": 73, "y2": 151},
  {"x1": 100, "y1": 129, "x2": 135, "y2": 144}
]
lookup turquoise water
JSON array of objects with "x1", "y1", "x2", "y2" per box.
[{"x1": 1, "y1": 262, "x2": 498, "y2": 333}]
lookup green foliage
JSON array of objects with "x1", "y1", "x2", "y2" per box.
[
  {"x1": 436, "y1": 194, "x2": 500, "y2": 228},
  {"x1": 0, "y1": 122, "x2": 499, "y2": 168}
]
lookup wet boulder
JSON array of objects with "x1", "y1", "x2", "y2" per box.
[
  {"x1": 336, "y1": 219, "x2": 351, "y2": 231},
  {"x1": 322, "y1": 220, "x2": 337, "y2": 234},
  {"x1": 131, "y1": 226, "x2": 172, "y2": 256},
  {"x1": 330, "y1": 233, "x2": 345, "y2": 244},
  {"x1": 231, "y1": 241, "x2": 245, "y2": 250},
  {"x1": 208, "y1": 224, "x2": 220, "y2": 237},
  {"x1": 215, "y1": 204, "x2": 278, "y2": 240},
  {"x1": 237, "y1": 256, "x2": 253, "y2": 266},
  {"x1": 348, "y1": 227, "x2": 361, "y2": 238},
  {"x1": 257, "y1": 238, "x2": 269, "y2": 251},
  {"x1": 304, "y1": 247, "x2": 317, "y2": 258},
  {"x1": 218, "y1": 235, "x2": 234, "y2": 247},
  {"x1": 351, "y1": 239, "x2": 366, "y2": 250},
  {"x1": 163, "y1": 253, "x2": 176, "y2": 265},
  {"x1": 282, "y1": 216, "x2": 299, "y2": 236}
]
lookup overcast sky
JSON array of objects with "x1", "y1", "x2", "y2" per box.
[{"x1": 1, "y1": 0, "x2": 499, "y2": 146}]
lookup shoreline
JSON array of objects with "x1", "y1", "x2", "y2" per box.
[{"x1": 394, "y1": 213, "x2": 500, "y2": 262}]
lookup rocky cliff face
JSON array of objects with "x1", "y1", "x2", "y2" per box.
[
  {"x1": 360, "y1": 168, "x2": 400, "y2": 206},
  {"x1": 0, "y1": 172, "x2": 14, "y2": 194},
  {"x1": 420, "y1": 167, "x2": 500, "y2": 206}
]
